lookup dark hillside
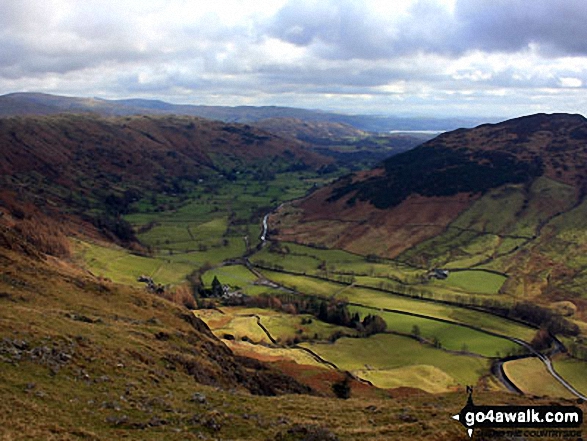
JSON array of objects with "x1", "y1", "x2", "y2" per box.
[
  {"x1": 328, "y1": 113, "x2": 587, "y2": 209},
  {"x1": 329, "y1": 145, "x2": 544, "y2": 209}
]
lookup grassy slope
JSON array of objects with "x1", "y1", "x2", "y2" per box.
[
  {"x1": 301, "y1": 334, "x2": 487, "y2": 389},
  {"x1": 551, "y1": 356, "x2": 587, "y2": 396},
  {"x1": 7, "y1": 242, "x2": 569, "y2": 440},
  {"x1": 258, "y1": 270, "x2": 537, "y2": 342},
  {"x1": 502, "y1": 358, "x2": 575, "y2": 399},
  {"x1": 0, "y1": 245, "x2": 306, "y2": 439}
]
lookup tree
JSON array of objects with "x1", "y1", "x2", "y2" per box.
[
  {"x1": 211, "y1": 276, "x2": 223, "y2": 297},
  {"x1": 318, "y1": 301, "x2": 329, "y2": 322},
  {"x1": 362, "y1": 314, "x2": 387, "y2": 336}
]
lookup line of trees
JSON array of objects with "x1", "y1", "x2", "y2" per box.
[{"x1": 245, "y1": 294, "x2": 386, "y2": 337}]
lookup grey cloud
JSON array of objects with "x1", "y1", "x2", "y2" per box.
[
  {"x1": 454, "y1": 0, "x2": 587, "y2": 56},
  {"x1": 268, "y1": 0, "x2": 587, "y2": 60},
  {"x1": 268, "y1": 0, "x2": 400, "y2": 60},
  {"x1": 0, "y1": 0, "x2": 586, "y2": 118}
]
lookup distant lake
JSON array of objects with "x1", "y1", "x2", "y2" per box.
[{"x1": 388, "y1": 130, "x2": 446, "y2": 135}]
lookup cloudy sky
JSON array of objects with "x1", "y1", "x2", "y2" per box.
[{"x1": 2, "y1": 0, "x2": 587, "y2": 118}]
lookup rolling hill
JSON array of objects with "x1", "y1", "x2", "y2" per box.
[
  {"x1": 270, "y1": 113, "x2": 587, "y2": 316},
  {"x1": 0, "y1": 92, "x2": 489, "y2": 132}
]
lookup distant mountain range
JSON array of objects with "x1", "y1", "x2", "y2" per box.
[{"x1": 0, "y1": 92, "x2": 493, "y2": 132}]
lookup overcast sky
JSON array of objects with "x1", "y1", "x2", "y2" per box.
[{"x1": 2, "y1": 0, "x2": 587, "y2": 118}]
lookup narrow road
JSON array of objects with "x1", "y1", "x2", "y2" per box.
[
  {"x1": 509, "y1": 337, "x2": 587, "y2": 400},
  {"x1": 250, "y1": 207, "x2": 587, "y2": 399},
  {"x1": 491, "y1": 357, "x2": 524, "y2": 394}
]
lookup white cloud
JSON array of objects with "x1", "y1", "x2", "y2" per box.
[
  {"x1": 560, "y1": 77, "x2": 583, "y2": 88},
  {"x1": 0, "y1": 0, "x2": 586, "y2": 117}
]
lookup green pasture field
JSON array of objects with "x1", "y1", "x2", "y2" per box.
[
  {"x1": 74, "y1": 240, "x2": 193, "y2": 286},
  {"x1": 259, "y1": 269, "x2": 344, "y2": 297},
  {"x1": 434, "y1": 270, "x2": 507, "y2": 295},
  {"x1": 161, "y1": 238, "x2": 246, "y2": 265},
  {"x1": 195, "y1": 307, "x2": 355, "y2": 346},
  {"x1": 552, "y1": 357, "x2": 587, "y2": 396},
  {"x1": 301, "y1": 333, "x2": 488, "y2": 390},
  {"x1": 259, "y1": 312, "x2": 357, "y2": 342},
  {"x1": 339, "y1": 286, "x2": 536, "y2": 342},
  {"x1": 253, "y1": 242, "x2": 418, "y2": 282},
  {"x1": 200, "y1": 264, "x2": 284, "y2": 297},
  {"x1": 251, "y1": 248, "x2": 321, "y2": 273},
  {"x1": 201, "y1": 265, "x2": 258, "y2": 289},
  {"x1": 348, "y1": 306, "x2": 520, "y2": 357},
  {"x1": 503, "y1": 358, "x2": 575, "y2": 399},
  {"x1": 255, "y1": 271, "x2": 536, "y2": 343}
]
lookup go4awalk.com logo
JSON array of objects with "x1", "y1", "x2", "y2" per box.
[{"x1": 452, "y1": 387, "x2": 583, "y2": 438}]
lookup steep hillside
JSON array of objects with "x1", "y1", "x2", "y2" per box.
[
  {"x1": 0, "y1": 113, "x2": 329, "y2": 248},
  {"x1": 0, "y1": 113, "x2": 327, "y2": 184},
  {"x1": 2, "y1": 228, "x2": 583, "y2": 440},
  {"x1": 271, "y1": 113, "x2": 587, "y2": 309}
]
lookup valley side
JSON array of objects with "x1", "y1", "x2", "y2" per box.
[{"x1": 0, "y1": 94, "x2": 585, "y2": 440}]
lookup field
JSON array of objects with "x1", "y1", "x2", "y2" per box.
[
  {"x1": 74, "y1": 240, "x2": 193, "y2": 286},
  {"x1": 356, "y1": 365, "x2": 460, "y2": 393},
  {"x1": 551, "y1": 356, "x2": 587, "y2": 396},
  {"x1": 251, "y1": 242, "x2": 421, "y2": 283},
  {"x1": 201, "y1": 265, "x2": 258, "y2": 290},
  {"x1": 502, "y1": 358, "x2": 575, "y2": 399},
  {"x1": 347, "y1": 306, "x2": 519, "y2": 357},
  {"x1": 433, "y1": 270, "x2": 507, "y2": 295},
  {"x1": 255, "y1": 271, "x2": 537, "y2": 343},
  {"x1": 73, "y1": 167, "x2": 580, "y2": 399},
  {"x1": 252, "y1": 241, "x2": 520, "y2": 313},
  {"x1": 300, "y1": 334, "x2": 488, "y2": 392},
  {"x1": 195, "y1": 307, "x2": 357, "y2": 343},
  {"x1": 195, "y1": 306, "x2": 494, "y2": 394}
]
